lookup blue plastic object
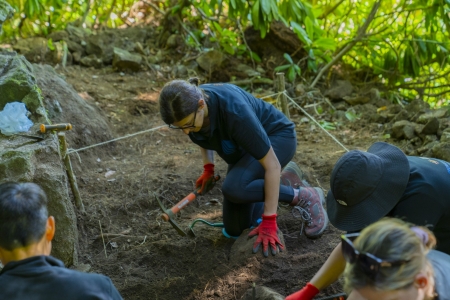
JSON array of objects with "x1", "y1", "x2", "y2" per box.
[{"x1": 0, "y1": 102, "x2": 33, "y2": 136}]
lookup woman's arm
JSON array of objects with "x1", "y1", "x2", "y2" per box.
[
  {"x1": 258, "y1": 146, "x2": 281, "y2": 215},
  {"x1": 286, "y1": 242, "x2": 346, "y2": 299},
  {"x1": 310, "y1": 241, "x2": 346, "y2": 289},
  {"x1": 200, "y1": 147, "x2": 214, "y2": 165}
]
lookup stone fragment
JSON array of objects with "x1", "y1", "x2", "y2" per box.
[
  {"x1": 432, "y1": 142, "x2": 450, "y2": 162},
  {"x1": 112, "y1": 47, "x2": 142, "y2": 72},
  {"x1": 240, "y1": 286, "x2": 285, "y2": 300},
  {"x1": 324, "y1": 80, "x2": 353, "y2": 101},
  {"x1": 421, "y1": 117, "x2": 439, "y2": 135},
  {"x1": 196, "y1": 50, "x2": 224, "y2": 72},
  {"x1": 417, "y1": 108, "x2": 449, "y2": 124},
  {"x1": 391, "y1": 120, "x2": 416, "y2": 139},
  {"x1": 48, "y1": 30, "x2": 69, "y2": 42}
]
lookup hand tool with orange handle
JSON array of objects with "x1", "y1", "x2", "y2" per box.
[
  {"x1": 40, "y1": 123, "x2": 72, "y2": 133},
  {"x1": 156, "y1": 175, "x2": 220, "y2": 237}
]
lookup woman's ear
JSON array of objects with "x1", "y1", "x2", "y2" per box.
[
  {"x1": 413, "y1": 273, "x2": 428, "y2": 289},
  {"x1": 198, "y1": 99, "x2": 205, "y2": 109}
]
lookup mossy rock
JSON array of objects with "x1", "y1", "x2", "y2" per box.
[
  {"x1": 0, "y1": 52, "x2": 39, "y2": 111},
  {"x1": 0, "y1": 0, "x2": 13, "y2": 34}
]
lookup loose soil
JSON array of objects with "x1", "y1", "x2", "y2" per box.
[{"x1": 51, "y1": 65, "x2": 392, "y2": 300}]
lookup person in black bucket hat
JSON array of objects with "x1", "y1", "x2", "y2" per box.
[{"x1": 285, "y1": 141, "x2": 450, "y2": 300}]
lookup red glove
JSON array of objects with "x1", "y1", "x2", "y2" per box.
[
  {"x1": 285, "y1": 283, "x2": 319, "y2": 300},
  {"x1": 248, "y1": 214, "x2": 284, "y2": 257},
  {"x1": 195, "y1": 163, "x2": 215, "y2": 194}
]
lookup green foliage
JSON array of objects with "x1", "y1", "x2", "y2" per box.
[
  {"x1": 319, "y1": 120, "x2": 336, "y2": 130},
  {"x1": 3, "y1": 0, "x2": 450, "y2": 104},
  {"x1": 274, "y1": 53, "x2": 301, "y2": 82}
]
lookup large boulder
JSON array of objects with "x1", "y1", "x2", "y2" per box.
[
  {"x1": 32, "y1": 64, "x2": 113, "y2": 151},
  {"x1": 0, "y1": 52, "x2": 78, "y2": 266}
]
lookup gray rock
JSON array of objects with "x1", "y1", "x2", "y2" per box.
[
  {"x1": 417, "y1": 108, "x2": 449, "y2": 124},
  {"x1": 65, "y1": 23, "x2": 88, "y2": 45},
  {"x1": 166, "y1": 34, "x2": 182, "y2": 49},
  {"x1": 112, "y1": 47, "x2": 142, "y2": 72},
  {"x1": 295, "y1": 84, "x2": 306, "y2": 97},
  {"x1": 32, "y1": 64, "x2": 113, "y2": 149},
  {"x1": 230, "y1": 228, "x2": 287, "y2": 267},
  {"x1": 0, "y1": 0, "x2": 13, "y2": 34},
  {"x1": 196, "y1": 50, "x2": 224, "y2": 72},
  {"x1": 0, "y1": 53, "x2": 78, "y2": 266},
  {"x1": 85, "y1": 32, "x2": 116, "y2": 63},
  {"x1": 48, "y1": 30, "x2": 69, "y2": 42},
  {"x1": 12, "y1": 37, "x2": 49, "y2": 63},
  {"x1": 72, "y1": 51, "x2": 82, "y2": 63},
  {"x1": 392, "y1": 120, "x2": 416, "y2": 139},
  {"x1": 440, "y1": 128, "x2": 450, "y2": 143},
  {"x1": 405, "y1": 99, "x2": 430, "y2": 116},
  {"x1": 236, "y1": 63, "x2": 260, "y2": 78},
  {"x1": 324, "y1": 80, "x2": 353, "y2": 101},
  {"x1": 432, "y1": 142, "x2": 450, "y2": 162},
  {"x1": 65, "y1": 39, "x2": 85, "y2": 54},
  {"x1": 80, "y1": 54, "x2": 103, "y2": 68},
  {"x1": 343, "y1": 95, "x2": 370, "y2": 105},
  {"x1": 421, "y1": 117, "x2": 440, "y2": 135},
  {"x1": 240, "y1": 286, "x2": 284, "y2": 300}
]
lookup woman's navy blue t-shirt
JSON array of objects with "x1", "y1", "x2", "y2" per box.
[{"x1": 188, "y1": 83, "x2": 295, "y2": 165}]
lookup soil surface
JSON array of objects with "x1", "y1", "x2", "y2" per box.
[{"x1": 51, "y1": 64, "x2": 393, "y2": 300}]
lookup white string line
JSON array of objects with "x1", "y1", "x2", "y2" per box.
[
  {"x1": 284, "y1": 92, "x2": 349, "y2": 152},
  {"x1": 65, "y1": 94, "x2": 282, "y2": 156},
  {"x1": 66, "y1": 125, "x2": 167, "y2": 155}
]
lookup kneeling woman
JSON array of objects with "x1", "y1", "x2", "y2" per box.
[
  {"x1": 158, "y1": 78, "x2": 328, "y2": 256},
  {"x1": 344, "y1": 218, "x2": 450, "y2": 300}
]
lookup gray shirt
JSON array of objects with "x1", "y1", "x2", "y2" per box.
[{"x1": 428, "y1": 250, "x2": 450, "y2": 300}]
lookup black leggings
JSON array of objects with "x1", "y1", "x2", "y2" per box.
[{"x1": 221, "y1": 135, "x2": 297, "y2": 236}]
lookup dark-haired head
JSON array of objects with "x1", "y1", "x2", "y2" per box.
[
  {"x1": 159, "y1": 77, "x2": 204, "y2": 125},
  {"x1": 0, "y1": 182, "x2": 48, "y2": 251}
]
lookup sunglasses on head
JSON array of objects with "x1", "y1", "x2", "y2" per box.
[{"x1": 341, "y1": 233, "x2": 410, "y2": 279}]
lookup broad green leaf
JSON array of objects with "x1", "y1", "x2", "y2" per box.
[
  {"x1": 313, "y1": 38, "x2": 337, "y2": 51},
  {"x1": 230, "y1": 0, "x2": 236, "y2": 9},
  {"x1": 291, "y1": 21, "x2": 312, "y2": 46},
  {"x1": 305, "y1": 17, "x2": 314, "y2": 41},
  {"x1": 260, "y1": 0, "x2": 271, "y2": 15},
  {"x1": 287, "y1": 66, "x2": 296, "y2": 82},
  {"x1": 213, "y1": 22, "x2": 223, "y2": 34},
  {"x1": 223, "y1": 43, "x2": 235, "y2": 55},
  {"x1": 252, "y1": 0, "x2": 260, "y2": 28},
  {"x1": 293, "y1": 64, "x2": 301, "y2": 75},
  {"x1": 307, "y1": 59, "x2": 317, "y2": 72},
  {"x1": 283, "y1": 53, "x2": 293, "y2": 64},
  {"x1": 250, "y1": 51, "x2": 262, "y2": 63},
  {"x1": 274, "y1": 64, "x2": 290, "y2": 72},
  {"x1": 47, "y1": 38, "x2": 55, "y2": 51}
]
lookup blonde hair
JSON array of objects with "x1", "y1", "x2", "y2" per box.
[{"x1": 344, "y1": 218, "x2": 436, "y2": 293}]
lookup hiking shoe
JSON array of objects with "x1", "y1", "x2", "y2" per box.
[
  {"x1": 291, "y1": 187, "x2": 328, "y2": 239},
  {"x1": 280, "y1": 161, "x2": 310, "y2": 188}
]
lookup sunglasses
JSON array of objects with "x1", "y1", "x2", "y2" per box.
[
  {"x1": 341, "y1": 233, "x2": 410, "y2": 279},
  {"x1": 168, "y1": 109, "x2": 197, "y2": 130}
]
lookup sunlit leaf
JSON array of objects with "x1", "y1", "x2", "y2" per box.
[
  {"x1": 260, "y1": 0, "x2": 271, "y2": 15},
  {"x1": 291, "y1": 21, "x2": 312, "y2": 46},
  {"x1": 313, "y1": 38, "x2": 337, "y2": 51},
  {"x1": 305, "y1": 17, "x2": 314, "y2": 41},
  {"x1": 283, "y1": 53, "x2": 293, "y2": 64}
]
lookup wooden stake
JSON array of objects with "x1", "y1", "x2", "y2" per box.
[
  {"x1": 58, "y1": 132, "x2": 85, "y2": 213},
  {"x1": 276, "y1": 73, "x2": 290, "y2": 119}
]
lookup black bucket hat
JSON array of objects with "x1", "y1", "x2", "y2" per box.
[{"x1": 326, "y1": 142, "x2": 410, "y2": 232}]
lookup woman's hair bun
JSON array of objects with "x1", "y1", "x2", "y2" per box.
[{"x1": 188, "y1": 77, "x2": 200, "y2": 86}]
